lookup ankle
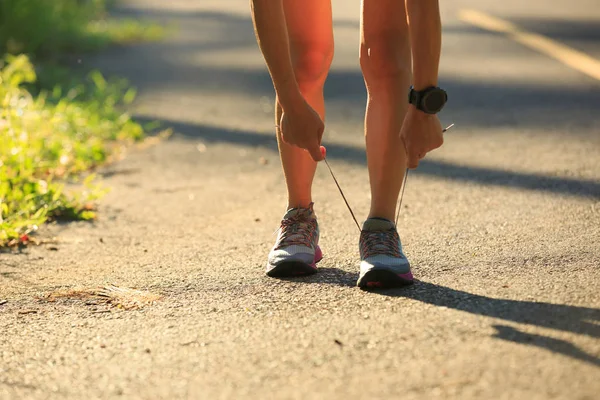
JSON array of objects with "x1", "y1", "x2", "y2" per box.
[
  {"x1": 367, "y1": 210, "x2": 395, "y2": 223},
  {"x1": 287, "y1": 199, "x2": 313, "y2": 210}
]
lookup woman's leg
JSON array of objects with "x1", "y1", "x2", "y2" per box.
[
  {"x1": 265, "y1": 0, "x2": 334, "y2": 277},
  {"x1": 277, "y1": 0, "x2": 334, "y2": 210},
  {"x1": 359, "y1": 0, "x2": 411, "y2": 222},
  {"x1": 356, "y1": 0, "x2": 414, "y2": 288}
]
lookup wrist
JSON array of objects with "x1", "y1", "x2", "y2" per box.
[
  {"x1": 408, "y1": 104, "x2": 435, "y2": 119},
  {"x1": 412, "y1": 81, "x2": 438, "y2": 91},
  {"x1": 275, "y1": 79, "x2": 304, "y2": 111}
]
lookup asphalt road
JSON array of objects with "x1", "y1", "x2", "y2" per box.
[{"x1": 1, "y1": 1, "x2": 599, "y2": 399}]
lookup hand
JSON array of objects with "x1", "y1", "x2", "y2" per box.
[
  {"x1": 400, "y1": 106, "x2": 444, "y2": 169},
  {"x1": 279, "y1": 99, "x2": 326, "y2": 162}
]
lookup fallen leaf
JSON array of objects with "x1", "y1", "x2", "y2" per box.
[{"x1": 94, "y1": 284, "x2": 163, "y2": 310}]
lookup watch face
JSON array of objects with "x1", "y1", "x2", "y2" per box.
[{"x1": 423, "y1": 89, "x2": 447, "y2": 113}]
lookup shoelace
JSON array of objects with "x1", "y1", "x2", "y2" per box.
[
  {"x1": 324, "y1": 124, "x2": 455, "y2": 231},
  {"x1": 360, "y1": 229, "x2": 402, "y2": 259},
  {"x1": 275, "y1": 213, "x2": 317, "y2": 249}
]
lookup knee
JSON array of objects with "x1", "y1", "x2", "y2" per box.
[
  {"x1": 293, "y1": 42, "x2": 334, "y2": 89},
  {"x1": 360, "y1": 34, "x2": 410, "y2": 86}
]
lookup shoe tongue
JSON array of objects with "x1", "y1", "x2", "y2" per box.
[
  {"x1": 362, "y1": 217, "x2": 395, "y2": 231},
  {"x1": 283, "y1": 208, "x2": 302, "y2": 219},
  {"x1": 280, "y1": 204, "x2": 315, "y2": 246},
  {"x1": 283, "y1": 203, "x2": 314, "y2": 220}
]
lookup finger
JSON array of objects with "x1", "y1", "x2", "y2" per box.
[
  {"x1": 280, "y1": 129, "x2": 296, "y2": 146},
  {"x1": 408, "y1": 155, "x2": 419, "y2": 169},
  {"x1": 308, "y1": 144, "x2": 324, "y2": 162},
  {"x1": 400, "y1": 136, "x2": 409, "y2": 156},
  {"x1": 281, "y1": 134, "x2": 295, "y2": 146},
  {"x1": 278, "y1": 116, "x2": 293, "y2": 145},
  {"x1": 320, "y1": 145, "x2": 327, "y2": 159},
  {"x1": 317, "y1": 122, "x2": 325, "y2": 143}
]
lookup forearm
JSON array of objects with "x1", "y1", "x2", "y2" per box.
[
  {"x1": 250, "y1": 0, "x2": 303, "y2": 109},
  {"x1": 405, "y1": 0, "x2": 442, "y2": 90}
]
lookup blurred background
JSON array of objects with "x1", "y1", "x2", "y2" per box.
[{"x1": 1, "y1": 0, "x2": 599, "y2": 248}]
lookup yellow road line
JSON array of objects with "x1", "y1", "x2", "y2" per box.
[{"x1": 459, "y1": 9, "x2": 600, "y2": 82}]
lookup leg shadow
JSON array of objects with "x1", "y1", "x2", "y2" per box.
[
  {"x1": 276, "y1": 268, "x2": 358, "y2": 287},
  {"x1": 371, "y1": 280, "x2": 600, "y2": 366},
  {"x1": 492, "y1": 324, "x2": 600, "y2": 368},
  {"x1": 376, "y1": 280, "x2": 599, "y2": 339}
]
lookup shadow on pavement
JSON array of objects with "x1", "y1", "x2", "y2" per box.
[
  {"x1": 137, "y1": 117, "x2": 600, "y2": 199},
  {"x1": 374, "y1": 280, "x2": 600, "y2": 366},
  {"x1": 492, "y1": 324, "x2": 600, "y2": 368},
  {"x1": 276, "y1": 267, "x2": 358, "y2": 287},
  {"x1": 274, "y1": 270, "x2": 600, "y2": 366},
  {"x1": 386, "y1": 281, "x2": 600, "y2": 338}
]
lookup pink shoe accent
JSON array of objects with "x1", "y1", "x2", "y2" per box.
[
  {"x1": 309, "y1": 245, "x2": 323, "y2": 268},
  {"x1": 397, "y1": 271, "x2": 414, "y2": 281}
]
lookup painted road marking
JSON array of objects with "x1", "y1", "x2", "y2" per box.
[{"x1": 459, "y1": 9, "x2": 600, "y2": 82}]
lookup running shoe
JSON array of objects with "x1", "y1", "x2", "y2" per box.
[
  {"x1": 266, "y1": 203, "x2": 322, "y2": 277},
  {"x1": 356, "y1": 217, "x2": 413, "y2": 288}
]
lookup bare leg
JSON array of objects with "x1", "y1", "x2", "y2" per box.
[
  {"x1": 276, "y1": 0, "x2": 334, "y2": 210},
  {"x1": 360, "y1": 0, "x2": 412, "y2": 222}
]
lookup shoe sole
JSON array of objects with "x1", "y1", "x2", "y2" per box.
[
  {"x1": 266, "y1": 247, "x2": 323, "y2": 278},
  {"x1": 357, "y1": 268, "x2": 414, "y2": 289},
  {"x1": 266, "y1": 261, "x2": 318, "y2": 277}
]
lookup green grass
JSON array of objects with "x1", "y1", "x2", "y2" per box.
[
  {"x1": 0, "y1": 54, "x2": 150, "y2": 248},
  {"x1": 0, "y1": 0, "x2": 165, "y2": 57},
  {"x1": 86, "y1": 18, "x2": 166, "y2": 49},
  {"x1": 0, "y1": 1, "x2": 169, "y2": 249}
]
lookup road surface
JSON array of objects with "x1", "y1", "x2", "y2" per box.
[{"x1": 1, "y1": 1, "x2": 599, "y2": 399}]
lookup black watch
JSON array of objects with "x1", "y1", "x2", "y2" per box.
[{"x1": 408, "y1": 86, "x2": 448, "y2": 114}]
